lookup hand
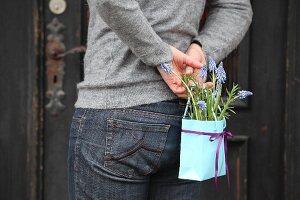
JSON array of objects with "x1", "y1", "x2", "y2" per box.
[
  {"x1": 185, "y1": 43, "x2": 206, "y2": 80},
  {"x1": 186, "y1": 43, "x2": 214, "y2": 89},
  {"x1": 157, "y1": 46, "x2": 202, "y2": 98}
]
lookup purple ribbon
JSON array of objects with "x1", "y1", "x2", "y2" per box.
[{"x1": 181, "y1": 129, "x2": 233, "y2": 189}]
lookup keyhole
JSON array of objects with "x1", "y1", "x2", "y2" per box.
[{"x1": 53, "y1": 75, "x2": 57, "y2": 83}]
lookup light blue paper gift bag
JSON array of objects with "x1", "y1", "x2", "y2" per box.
[{"x1": 178, "y1": 118, "x2": 229, "y2": 182}]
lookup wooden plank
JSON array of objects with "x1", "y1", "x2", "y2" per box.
[
  {"x1": 0, "y1": 1, "x2": 40, "y2": 200},
  {"x1": 228, "y1": 0, "x2": 288, "y2": 199},
  {"x1": 284, "y1": 0, "x2": 300, "y2": 199}
]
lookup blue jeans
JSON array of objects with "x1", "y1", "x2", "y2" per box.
[{"x1": 68, "y1": 100, "x2": 201, "y2": 200}]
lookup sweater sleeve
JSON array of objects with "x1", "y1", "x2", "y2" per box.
[
  {"x1": 94, "y1": 0, "x2": 172, "y2": 66},
  {"x1": 192, "y1": 0, "x2": 253, "y2": 63}
]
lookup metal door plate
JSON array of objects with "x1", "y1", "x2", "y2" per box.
[{"x1": 49, "y1": 0, "x2": 67, "y2": 15}]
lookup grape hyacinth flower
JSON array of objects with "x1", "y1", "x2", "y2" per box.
[
  {"x1": 197, "y1": 100, "x2": 207, "y2": 110},
  {"x1": 199, "y1": 64, "x2": 207, "y2": 78},
  {"x1": 214, "y1": 83, "x2": 221, "y2": 96},
  {"x1": 159, "y1": 63, "x2": 172, "y2": 74},
  {"x1": 179, "y1": 55, "x2": 254, "y2": 121},
  {"x1": 215, "y1": 62, "x2": 226, "y2": 84},
  {"x1": 208, "y1": 56, "x2": 217, "y2": 72},
  {"x1": 237, "y1": 90, "x2": 253, "y2": 99}
]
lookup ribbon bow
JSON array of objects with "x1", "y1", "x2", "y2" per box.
[{"x1": 181, "y1": 129, "x2": 233, "y2": 190}]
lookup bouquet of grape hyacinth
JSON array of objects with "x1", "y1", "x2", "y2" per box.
[
  {"x1": 160, "y1": 56, "x2": 252, "y2": 188},
  {"x1": 160, "y1": 56, "x2": 253, "y2": 121}
]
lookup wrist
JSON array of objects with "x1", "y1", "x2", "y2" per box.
[
  {"x1": 189, "y1": 43, "x2": 203, "y2": 54},
  {"x1": 191, "y1": 40, "x2": 202, "y2": 48}
]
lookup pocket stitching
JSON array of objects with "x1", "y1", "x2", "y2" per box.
[
  {"x1": 109, "y1": 118, "x2": 170, "y2": 132},
  {"x1": 104, "y1": 118, "x2": 170, "y2": 178},
  {"x1": 114, "y1": 108, "x2": 183, "y2": 120}
]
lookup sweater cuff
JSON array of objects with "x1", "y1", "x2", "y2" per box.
[{"x1": 191, "y1": 40, "x2": 202, "y2": 48}]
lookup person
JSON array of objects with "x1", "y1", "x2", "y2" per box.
[{"x1": 68, "y1": 0, "x2": 253, "y2": 199}]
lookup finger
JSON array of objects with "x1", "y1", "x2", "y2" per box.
[
  {"x1": 175, "y1": 88, "x2": 188, "y2": 99},
  {"x1": 188, "y1": 80, "x2": 196, "y2": 87},
  {"x1": 205, "y1": 82, "x2": 214, "y2": 89},
  {"x1": 171, "y1": 76, "x2": 183, "y2": 87},
  {"x1": 191, "y1": 68, "x2": 198, "y2": 78},
  {"x1": 185, "y1": 66, "x2": 194, "y2": 75},
  {"x1": 172, "y1": 85, "x2": 186, "y2": 94},
  {"x1": 198, "y1": 77, "x2": 207, "y2": 83},
  {"x1": 176, "y1": 93, "x2": 188, "y2": 99},
  {"x1": 171, "y1": 68, "x2": 184, "y2": 86},
  {"x1": 198, "y1": 82, "x2": 214, "y2": 89},
  {"x1": 176, "y1": 85, "x2": 186, "y2": 94},
  {"x1": 182, "y1": 54, "x2": 202, "y2": 69}
]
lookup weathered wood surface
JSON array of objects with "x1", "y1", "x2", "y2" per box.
[
  {"x1": 0, "y1": 1, "x2": 40, "y2": 200},
  {"x1": 228, "y1": 0, "x2": 288, "y2": 199},
  {"x1": 284, "y1": 0, "x2": 300, "y2": 199}
]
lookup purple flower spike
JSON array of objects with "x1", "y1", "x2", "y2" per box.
[
  {"x1": 215, "y1": 83, "x2": 221, "y2": 96},
  {"x1": 208, "y1": 56, "x2": 217, "y2": 72},
  {"x1": 159, "y1": 63, "x2": 172, "y2": 74},
  {"x1": 238, "y1": 90, "x2": 253, "y2": 99},
  {"x1": 199, "y1": 64, "x2": 207, "y2": 78},
  {"x1": 215, "y1": 62, "x2": 226, "y2": 84},
  {"x1": 197, "y1": 100, "x2": 207, "y2": 110}
]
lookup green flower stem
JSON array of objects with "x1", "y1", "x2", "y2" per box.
[
  {"x1": 218, "y1": 100, "x2": 230, "y2": 120},
  {"x1": 172, "y1": 72, "x2": 199, "y2": 120},
  {"x1": 218, "y1": 84, "x2": 238, "y2": 120},
  {"x1": 207, "y1": 91, "x2": 213, "y2": 120},
  {"x1": 212, "y1": 71, "x2": 216, "y2": 86},
  {"x1": 213, "y1": 84, "x2": 222, "y2": 114}
]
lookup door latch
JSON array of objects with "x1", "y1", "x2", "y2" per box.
[{"x1": 45, "y1": 18, "x2": 86, "y2": 116}]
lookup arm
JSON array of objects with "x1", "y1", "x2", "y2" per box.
[
  {"x1": 94, "y1": 0, "x2": 172, "y2": 66},
  {"x1": 94, "y1": 0, "x2": 203, "y2": 98},
  {"x1": 192, "y1": 0, "x2": 253, "y2": 62}
]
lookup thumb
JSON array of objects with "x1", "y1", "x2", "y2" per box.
[{"x1": 182, "y1": 54, "x2": 202, "y2": 69}]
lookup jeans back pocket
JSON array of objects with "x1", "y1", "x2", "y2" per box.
[{"x1": 104, "y1": 118, "x2": 170, "y2": 179}]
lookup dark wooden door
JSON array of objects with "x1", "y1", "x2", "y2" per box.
[
  {"x1": 0, "y1": 1, "x2": 40, "y2": 200},
  {"x1": 42, "y1": 0, "x2": 84, "y2": 200},
  {"x1": 41, "y1": 0, "x2": 288, "y2": 199},
  {"x1": 227, "y1": 0, "x2": 287, "y2": 199},
  {"x1": 1, "y1": 0, "x2": 300, "y2": 199}
]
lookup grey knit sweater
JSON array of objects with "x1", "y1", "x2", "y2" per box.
[{"x1": 75, "y1": 0, "x2": 253, "y2": 109}]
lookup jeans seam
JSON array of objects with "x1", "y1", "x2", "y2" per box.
[
  {"x1": 105, "y1": 119, "x2": 114, "y2": 156},
  {"x1": 109, "y1": 118, "x2": 171, "y2": 132},
  {"x1": 151, "y1": 129, "x2": 169, "y2": 173},
  {"x1": 73, "y1": 109, "x2": 87, "y2": 200},
  {"x1": 114, "y1": 108, "x2": 183, "y2": 120}
]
